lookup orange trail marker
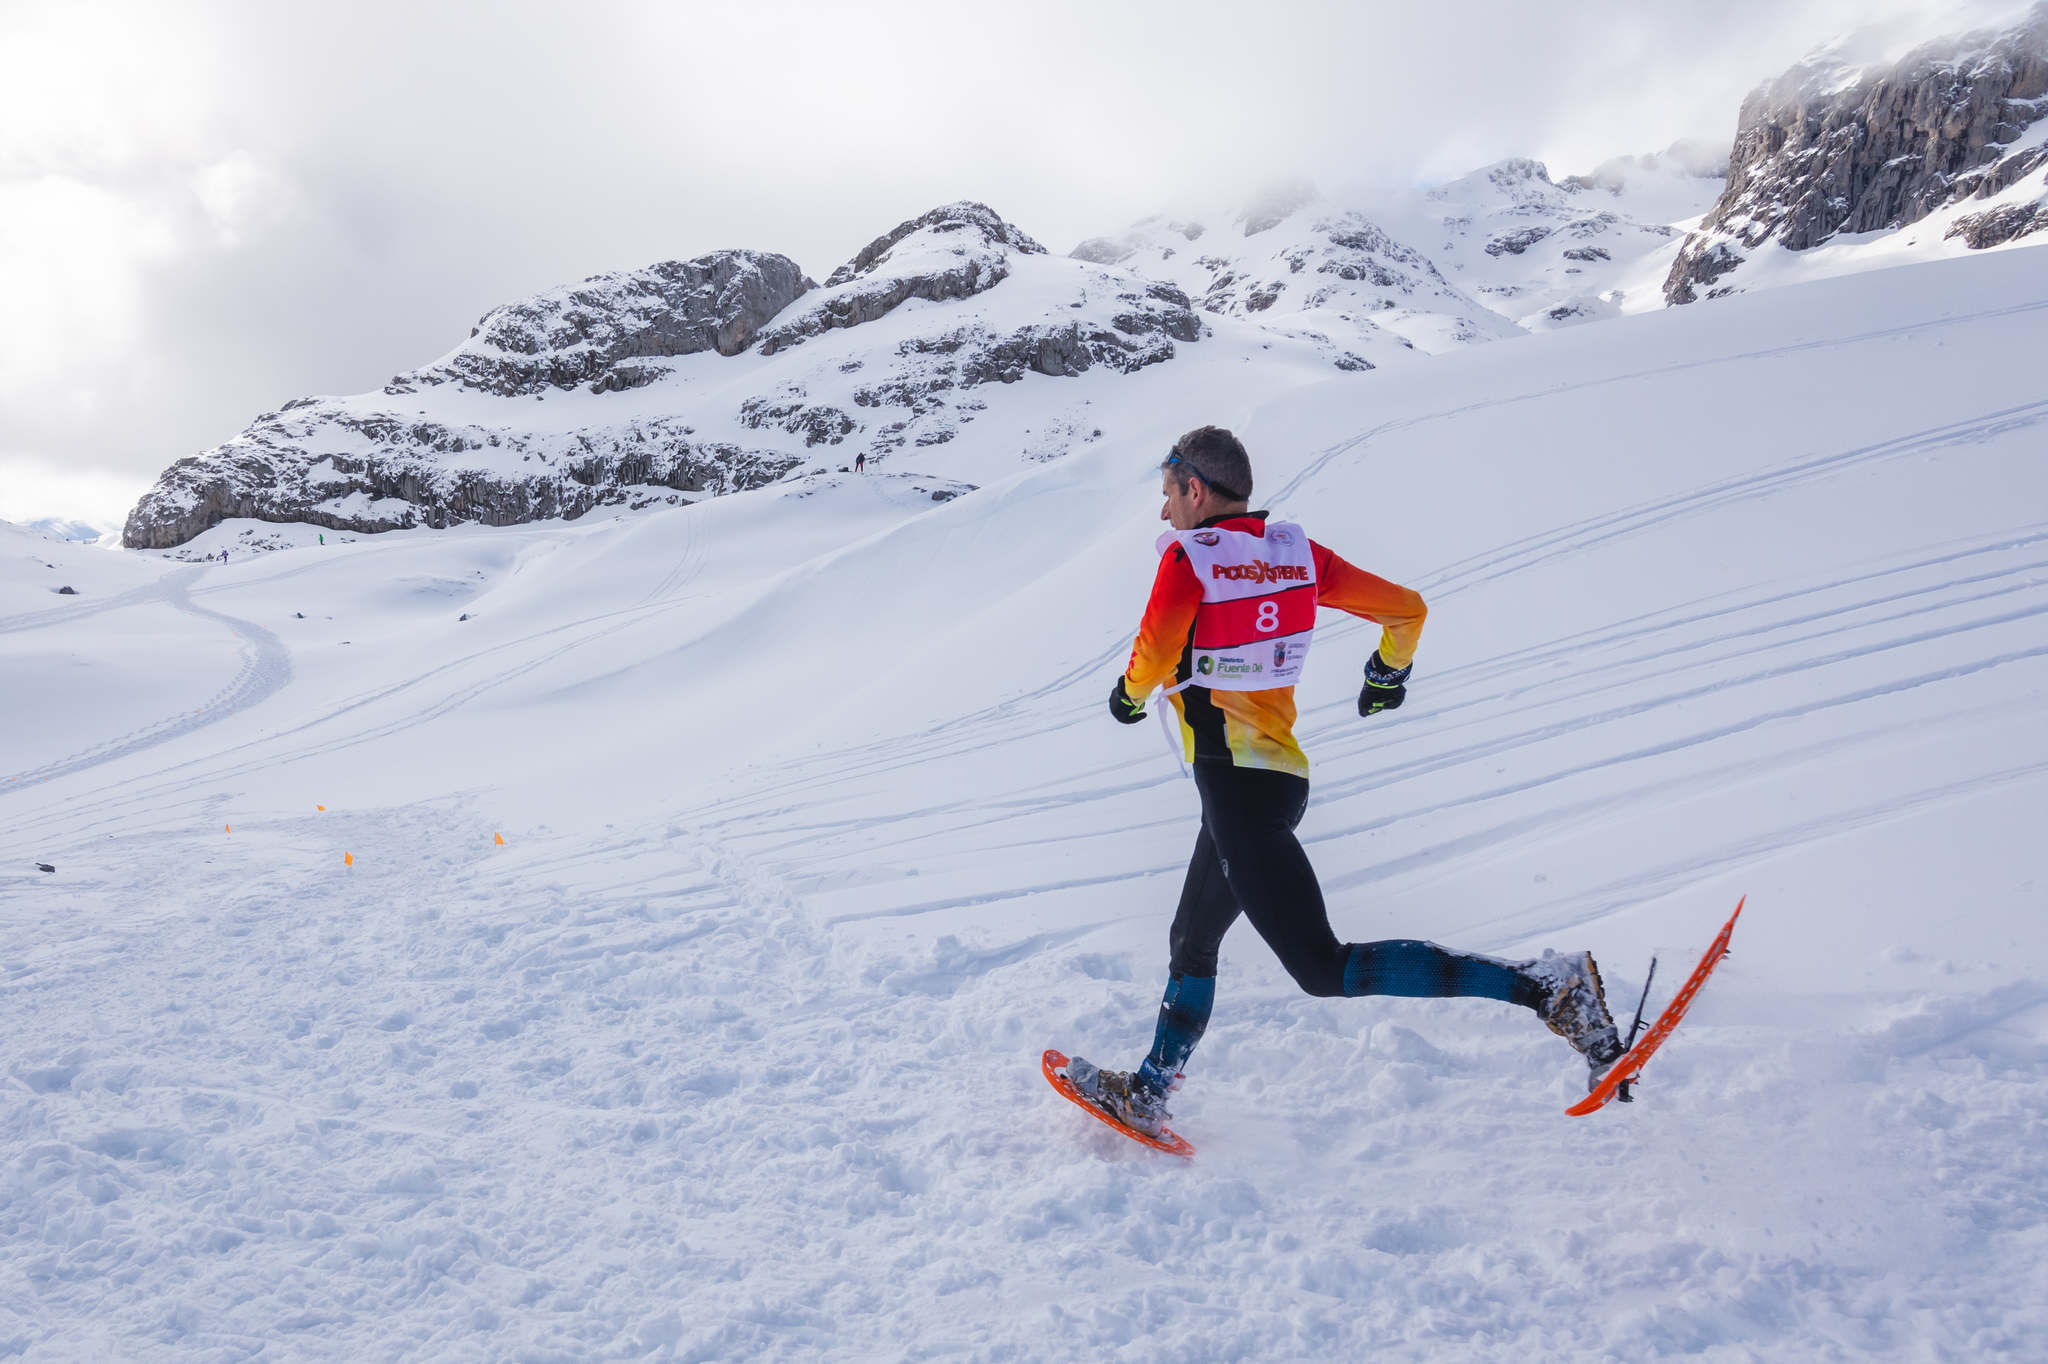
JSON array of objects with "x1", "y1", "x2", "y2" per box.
[
  {"x1": 494, "y1": 833, "x2": 505, "y2": 846},
  {"x1": 344, "y1": 851, "x2": 353, "y2": 868},
  {"x1": 317, "y1": 805, "x2": 326, "y2": 811},
  {"x1": 225, "y1": 824, "x2": 231, "y2": 833}
]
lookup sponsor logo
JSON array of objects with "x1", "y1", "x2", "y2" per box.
[
  {"x1": 1192, "y1": 531, "x2": 1222, "y2": 546},
  {"x1": 1274, "y1": 641, "x2": 1287, "y2": 668},
  {"x1": 1210, "y1": 560, "x2": 1309, "y2": 583},
  {"x1": 1197, "y1": 653, "x2": 1263, "y2": 678},
  {"x1": 1271, "y1": 529, "x2": 1294, "y2": 546}
]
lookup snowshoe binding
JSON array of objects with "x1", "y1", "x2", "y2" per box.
[
  {"x1": 1527, "y1": 950, "x2": 1626, "y2": 1088},
  {"x1": 1061, "y1": 1054, "x2": 1170, "y2": 1137}
]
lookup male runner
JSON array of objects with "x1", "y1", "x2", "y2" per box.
[{"x1": 1064, "y1": 426, "x2": 1623, "y2": 1135}]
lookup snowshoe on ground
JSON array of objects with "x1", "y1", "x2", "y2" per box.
[
  {"x1": 1043, "y1": 1049, "x2": 1195, "y2": 1157},
  {"x1": 1527, "y1": 950, "x2": 1626, "y2": 1087},
  {"x1": 1062, "y1": 1054, "x2": 1170, "y2": 1136}
]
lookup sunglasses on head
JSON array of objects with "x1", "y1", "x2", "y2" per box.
[{"x1": 1164, "y1": 450, "x2": 1246, "y2": 503}]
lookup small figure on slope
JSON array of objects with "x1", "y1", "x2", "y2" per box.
[{"x1": 1067, "y1": 426, "x2": 1622, "y2": 1140}]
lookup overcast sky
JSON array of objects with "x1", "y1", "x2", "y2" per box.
[{"x1": 0, "y1": 0, "x2": 2009, "y2": 527}]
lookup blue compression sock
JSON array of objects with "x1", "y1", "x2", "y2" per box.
[
  {"x1": 1341, "y1": 940, "x2": 1542, "y2": 1009},
  {"x1": 1137, "y1": 973, "x2": 1215, "y2": 1095}
]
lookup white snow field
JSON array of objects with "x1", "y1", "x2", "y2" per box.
[{"x1": 6, "y1": 244, "x2": 2048, "y2": 1361}]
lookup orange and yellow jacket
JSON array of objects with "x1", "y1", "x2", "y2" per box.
[{"x1": 1122, "y1": 512, "x2": 1426, "y2": 777}]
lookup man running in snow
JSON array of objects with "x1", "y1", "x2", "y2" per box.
[{"x1": 1064, "y1": 426, "x2": 1623, "y2": 1136}]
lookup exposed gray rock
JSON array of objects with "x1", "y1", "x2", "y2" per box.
[
  {"x1": 756, "y1": 202, "x2": 1044, "y2": 356},
  {"x1": 1664, "y1": 243, "x2": 1743, "y2": 305},
  {"x1": 1947, "y1": 199, "x2": 2047, "y2": 247},
  {"x1": 1667, "y1": 6, "x2": 2048, "y2": 303},
  {"x1": 123, "y1": 410, "x2": 799, "y2": 548},
  {"x1": 1486, "y1": 226, "x2": 1553, "y2": 257},
  {"x1": 55, "y1": 585, "x2": 77, "y2": 595},
  {"x1": 740, "y1": 394, "x2": 857, "y2": 446},
  {"x1": 390, "y1": 251, "x2": 814, "y2": 396}
]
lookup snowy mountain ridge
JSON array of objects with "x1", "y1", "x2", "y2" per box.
[{"x1": 121, "y1": 165, "x2": 1718, "y2": 552}]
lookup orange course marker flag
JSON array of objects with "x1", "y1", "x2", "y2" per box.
[
  {"x1": 1566, "y1": 896, "x2": 1745, "y2": 1117},
  {"x1": 317, "y1": 805, "x2": 326, "y2": 811},
  {"x1": 225, "y1": 824, "x2": 231, "y2": 833},
  {"x1": 344, "y1": 852, "x2": 354, "y2": 868},
  {"x1": 494, "y1": 833, "x2": 505, "y2": 846}
]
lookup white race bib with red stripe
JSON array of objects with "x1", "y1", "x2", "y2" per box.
[{"x1": 1156, "y1": 520, "x2": 1317, "y2": 691}]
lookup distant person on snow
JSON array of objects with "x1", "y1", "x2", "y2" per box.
[
  {"x1": 1064, "y1": 425, "x2": 1624, "y2": 1136},
  {"x1": 856, "y1": 452, "x2": 867, "y2": 473}
]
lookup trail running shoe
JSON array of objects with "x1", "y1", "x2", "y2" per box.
[
  {"x1": 1063, "y1": 1054, "x2": 1171, "y2": 1137},
  {"x1": 1528, "y1": 950, "x2": 1626, "y2": 1087}
]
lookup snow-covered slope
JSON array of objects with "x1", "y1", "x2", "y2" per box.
[{"x1": 7, "y1": 244, "x2": 2048, "y2": 1358}]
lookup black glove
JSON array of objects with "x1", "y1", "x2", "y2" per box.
[
  {"x1": 1358, "y1": 650, "x2": 1412, "y2": 717},
  {"x1": 1109, "y1": 677, "x2": 1148, "y2": 724}
]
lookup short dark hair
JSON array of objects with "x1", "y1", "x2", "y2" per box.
[{"x1": 1163, "y1": 426, "x2": 1252, "y2": 502}]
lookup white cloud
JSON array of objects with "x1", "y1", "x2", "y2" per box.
[
  {"x1": 0, "y1": 452, "x2": 147, "y2": 530},
  {"x1": 0, "y1": 174, "x2": 177, "y2": 395},
  {"x1": 193, "y1": 152, "x2": 296, "y2": 247}
]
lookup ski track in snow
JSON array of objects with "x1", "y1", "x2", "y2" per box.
[
  {"x1": 6, "y1": 256, "x2": 2048, "y2": 1360},
  {"x1": 2, "y1": 570, "x2": 294, "y2": 787}
]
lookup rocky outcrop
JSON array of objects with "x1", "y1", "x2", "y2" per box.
[
  {"x1": 756, "y1": 203, "x2": 1044, "y2": 355},
  {"x1": 1667, "y1": 6, "x2": 2048, "y2": 303},
  {"x1": 1948, "y1": 199, "x2": 2047, "y2": 246},
  {"x1": 390, "y1": 251, "x2": 814, "y2": 396},
  {"x1": 1485, "y1": 226, "x2": 1553, "y2": 257},
  {"x1": 122, "y1": 406, "x2": 799, "y2": 548}
]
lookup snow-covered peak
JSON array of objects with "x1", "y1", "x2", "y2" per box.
[
  {"x1": 757, "y1": 202, "x2": 1046, "y2": 356},
  {"x1": 825, "y1": 200, "x2": 1044, "y2": 288},
  {"x1": 1427, "y1": 157, "x2": 1568, "y2": 212}
]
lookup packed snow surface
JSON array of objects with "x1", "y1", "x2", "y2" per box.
[{"x1": 5, "y1": 247, "x2": 2048, "y2": 1359}]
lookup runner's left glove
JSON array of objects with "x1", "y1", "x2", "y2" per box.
[
  {"x1": 1109, "y1": 678, "x2": 1148, "y2": 724},
  {"x1": 1358, "y1": 650, "x2": 1412, "y2": 717}
]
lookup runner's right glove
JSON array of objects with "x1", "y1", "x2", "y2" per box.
[
  {"x1": 1358, "y1": 650, "x2": 1412, "y2": 717},
  {"x1": 1109, "y1": 677, "x2": 1148, "y2": 724}
]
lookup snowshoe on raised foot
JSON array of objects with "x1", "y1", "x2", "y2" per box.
[
  {"x1": 1527, "y1": 950, "x2": 1626, "y2": 1087},
  {"x1": 1061, "y1": 1054, "x2": 1170, "y2": 1137}
]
